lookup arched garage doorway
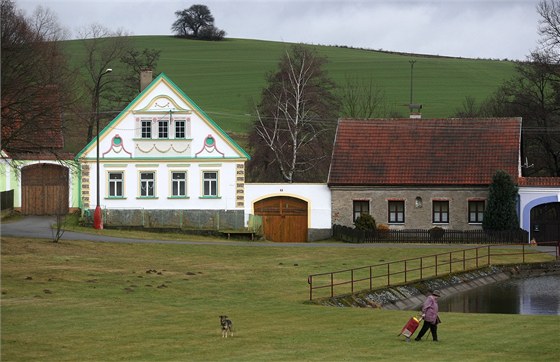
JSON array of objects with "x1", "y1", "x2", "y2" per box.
[
  {"x1": 254, "y1": 196, "x2": 308, "y2": 242},
  {"x1": 531, "y1": 202, "x2": 560, "y2": 243},
  {"x1": 21, "y1": 163, "x2": 69, "y2": 215}
]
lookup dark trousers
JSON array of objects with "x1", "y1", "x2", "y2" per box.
[{"x1": 415, "y1": 321, "x2": 438, "y2": 341}]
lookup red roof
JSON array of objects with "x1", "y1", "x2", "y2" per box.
[
  {"x1": 518, "y1": 177, "x2": 560, "y2": 187},
  {"x1": 328, "y1": 118, "x2": 521, "y2": 186}
]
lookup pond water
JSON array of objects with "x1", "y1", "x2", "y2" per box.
[{"x1": 437, "y1": 275, "x2": 560, "y2": 315}]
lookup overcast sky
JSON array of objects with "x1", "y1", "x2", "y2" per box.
[{"x1": 17, "y1": 0, "x2": 542, "y2": 60}]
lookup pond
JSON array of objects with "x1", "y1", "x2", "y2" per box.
[{"x1": 437, "y1": 275, "x2": 560, "y2": 315}]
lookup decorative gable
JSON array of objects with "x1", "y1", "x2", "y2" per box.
[{"x1": 77, "y1": 73, "x2": 250, "y2": 162}]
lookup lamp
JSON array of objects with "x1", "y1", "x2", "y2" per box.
[{"x1": 93, "y1": 68, "x2": 112, "y2": 229}]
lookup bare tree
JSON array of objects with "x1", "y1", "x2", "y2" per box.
[
  {"x1": 78, "y1": 24, "x2": 132, "y2": 142},
  {"x1": 538, "y1": 0, "x2": 560, "y2": 53},
  {"x1": 247, "y1": 45, "x2": 339, "y2": 183},
  {"x1": 1, "y1": 0, "x2": 76, "y2": 164},
  {"x1": 339, "y1": 76, "x2": 386, "y2": 118}
]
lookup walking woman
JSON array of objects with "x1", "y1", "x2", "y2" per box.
[{"x1": 415, "y1": 290, "x2": 441, "y2": 342}]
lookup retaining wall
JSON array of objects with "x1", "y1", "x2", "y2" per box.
[{"x1": 313, "y1": 262, "x2": 560, "y2": 310}]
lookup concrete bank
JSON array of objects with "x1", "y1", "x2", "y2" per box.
[{"x1": 313, "y1": 261, "x2": 560, "y2": 310}]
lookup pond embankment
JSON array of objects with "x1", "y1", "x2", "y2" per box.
[{"x1": 313, "y1": 261, "x2": 560, "y2": 310}]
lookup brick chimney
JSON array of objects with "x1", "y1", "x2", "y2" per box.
[{"x1": 140, "y1": 69, "x2": 153, "y2": 92}]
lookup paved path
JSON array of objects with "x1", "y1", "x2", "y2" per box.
[{"x1": 1, "y1": 216, "x2": 558, "y2": 256}]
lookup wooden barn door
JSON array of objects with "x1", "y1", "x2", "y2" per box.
[
  {"x1": 21, "y1": 164, "x2": 69, "y2": 215},
  {"x1": 254, "y1": 196, "x2": 308, "y2": 242}
]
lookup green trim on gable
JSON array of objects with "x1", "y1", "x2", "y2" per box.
[{"x1": 76, "y1": 72, "x2": 251, "y2": 160}]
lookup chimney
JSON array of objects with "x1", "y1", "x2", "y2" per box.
[
  {"x1": 409, "y1": 103, "x2": 422, "y2": 119},
  {"x1": 140, "y1": 69, "x2": 153, "y2": 92}
]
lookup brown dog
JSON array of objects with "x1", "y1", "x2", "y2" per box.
[{"x1": 220, "y1": 315, "x2": 233, "y2": 338}]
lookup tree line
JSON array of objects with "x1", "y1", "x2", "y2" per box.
[{"x1": 1, "y1": 0, "x2": 559, "y2": 183}]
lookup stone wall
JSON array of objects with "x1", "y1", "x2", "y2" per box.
[
  {"x1": 89, "y1": 208, "x2": 245, "y2": 230},
  {"x1": 312, "y1": 262, "x2": 560, "y2": 310},
  {"x1": 331, "y1": 186, "x2": 488, "y2": 230}
]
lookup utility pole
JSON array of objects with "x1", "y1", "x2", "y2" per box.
[{"x1": 409, "y1": 60, "x2": 416, "y2": 105}]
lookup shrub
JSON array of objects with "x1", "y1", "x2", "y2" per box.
[
  {"x1": 354, "y1": 214, "x2": 376, "y2": 231},
  {"x1": 376, "y1": 223, "x2": 390, "y2": 239},
  {"x1": 429, "y1": 226, "x2": 445, "y2": 240}
]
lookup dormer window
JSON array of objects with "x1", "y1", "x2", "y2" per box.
[
  {"x1": 141, "y1": 120, "x2": 152, "y2": 138},
  {"x1": 158, "y1": 120, "x2": 169, "y2": 139},
  {"x1": 175, "y1": 120, "x2": 185, "y2": 138}
]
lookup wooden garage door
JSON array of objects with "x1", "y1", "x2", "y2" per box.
[
  {"x1": 254, "y1": 196, "x2": 308, "y2": 242},
  {"x1": 21, "y1": 164, "x2": 69, "y2": 215}
]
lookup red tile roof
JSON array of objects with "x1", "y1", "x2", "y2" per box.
[
  {"x1": 328, "y1": 118, "x2": 521, "y2": 186},
  {"x1": 518, "y1": 177, "x2": 560, "y2": 187}
]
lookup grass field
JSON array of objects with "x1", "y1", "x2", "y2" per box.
[
  {"x1": 2, "y1": 235, "x2": 558, "y2": 361},
  {"x1": 62, "y1": 37, "x2": 516, "y2": 151}
]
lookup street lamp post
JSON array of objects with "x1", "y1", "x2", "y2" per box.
[{"x1": 93, "y1": 68, "x2": 112, "y2": 229}]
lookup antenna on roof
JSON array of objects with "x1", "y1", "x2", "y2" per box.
[
  {"x1": 522, "y1": 157, "x2": 534, "y2": 169},
  {"x1": 408, "y1": 60, "x2": 422, "y2": 119}
]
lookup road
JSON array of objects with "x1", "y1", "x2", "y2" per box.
[{"x1": 1, "y1": 216, "x2": 558, "y2": 257}]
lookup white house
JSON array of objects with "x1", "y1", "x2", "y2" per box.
[{"x1": 77, "y1": 72, "x2": 250, "y2": 229}]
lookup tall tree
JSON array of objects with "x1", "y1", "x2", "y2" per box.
[
  {"x1": 247, "y1": 44, "x2": 340, "y2": 183},
  {"x1": 172, "y1": 4, "x2": 225, "y2": 40},
  {"x1": 77, "y1": 24, "x2": 132, "y2": 143},
  {"x1": 483, "y1": 170, "x2": 519, "y2": 231},
  {"x1": 1, "y1": 0, "x2": 76, "y2": 161}
]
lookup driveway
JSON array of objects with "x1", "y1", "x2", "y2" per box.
[{"x1": 1, "y1": 216, "x2": 558, "y2": 256}]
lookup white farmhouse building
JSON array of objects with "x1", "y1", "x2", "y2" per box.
[{"x1": 77, "y1": 72, "x2": 250, "y2": 230}]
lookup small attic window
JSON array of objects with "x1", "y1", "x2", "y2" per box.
[{"x1": 415, "y1": 197, "x2": 423, "y2": 208}]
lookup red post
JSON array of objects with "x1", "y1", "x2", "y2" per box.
[{"x1": 93, "y1": 205, "x2": 103, "y2": 229}]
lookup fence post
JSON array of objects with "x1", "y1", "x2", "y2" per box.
[
  {"x1": 330, "y1": 273, "x2": 334, "y2": 298},
  {"x1": 405, "y1": 260, "x2": 408, "y2": 283},
  {"x1": 369, "y1": 266, "x2": 373, "y2": 290},
  {"x1": 308, "y1": 275, "x2": 312, "y2": 301},
  {"x1": 351, "y1": 269, "x2": 354, "y2": 294},
  {"x1": 476, "y1": 247, "x2": 479, "y2": 268}
]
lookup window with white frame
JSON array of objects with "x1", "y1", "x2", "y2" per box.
[
  {"x1": 202, "y1": 171, "x2": 218, "y2": 197},
  {"x1": 158, "y1": 120, "x2": 168, "y2": 139},
  {"x1": 175, "y1": 120, "x2": 185, "y2": 139},
  {"x1": 433, "y1": 200, "x2": 449, "y2": 223},
  {"x1": 140, "y1": 172, "x2": 155, "y2": 197},
  {"x1": 141, "y1": 120, "x2": 152, "y2": 138},
  {"x1": 171, "y1": 171, "x2": 187, "y2": 197},
  {"x1": 108, "y1": 172, "x2": 123, "y2": 197},
  {"x1": 388, "y1": 200, "x2": 405, "y2": 223},
  {"x1": 468, "y1": 200, "x2": 485, "y2": 223}
]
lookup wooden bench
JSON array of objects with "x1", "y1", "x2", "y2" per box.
[{"x1": 220, "y1": 230, "x2": 256, "y2": 241}]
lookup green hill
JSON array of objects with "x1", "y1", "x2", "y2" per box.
[{"x1": 63, "y1": 36, "x2": 516, "y2": 144}]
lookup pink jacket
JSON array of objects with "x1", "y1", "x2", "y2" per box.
[{"x1": 422, "y1": 295, "x2": 439, "y2": 323}]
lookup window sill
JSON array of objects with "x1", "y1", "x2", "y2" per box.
[
  {"x1": 199, "y1": 196, "x2": 221, "y2": 199},
  {"x1": 137, "y1": 196, "x2": 158, "y2": 200},
  {"x1": 105, "y1": 197, "x2": 126, "y2": 200},
  {"x1": 168, "y1": 196, "x2": 190, "y2": 199}
]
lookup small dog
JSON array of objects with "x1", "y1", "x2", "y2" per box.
[{"x1": 220, "y1": 315, "x2": 233, "y2": 338}]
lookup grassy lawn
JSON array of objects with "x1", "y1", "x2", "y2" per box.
[{"x1": 1, "y1": 235, "x2": 558, "y2": 361}]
